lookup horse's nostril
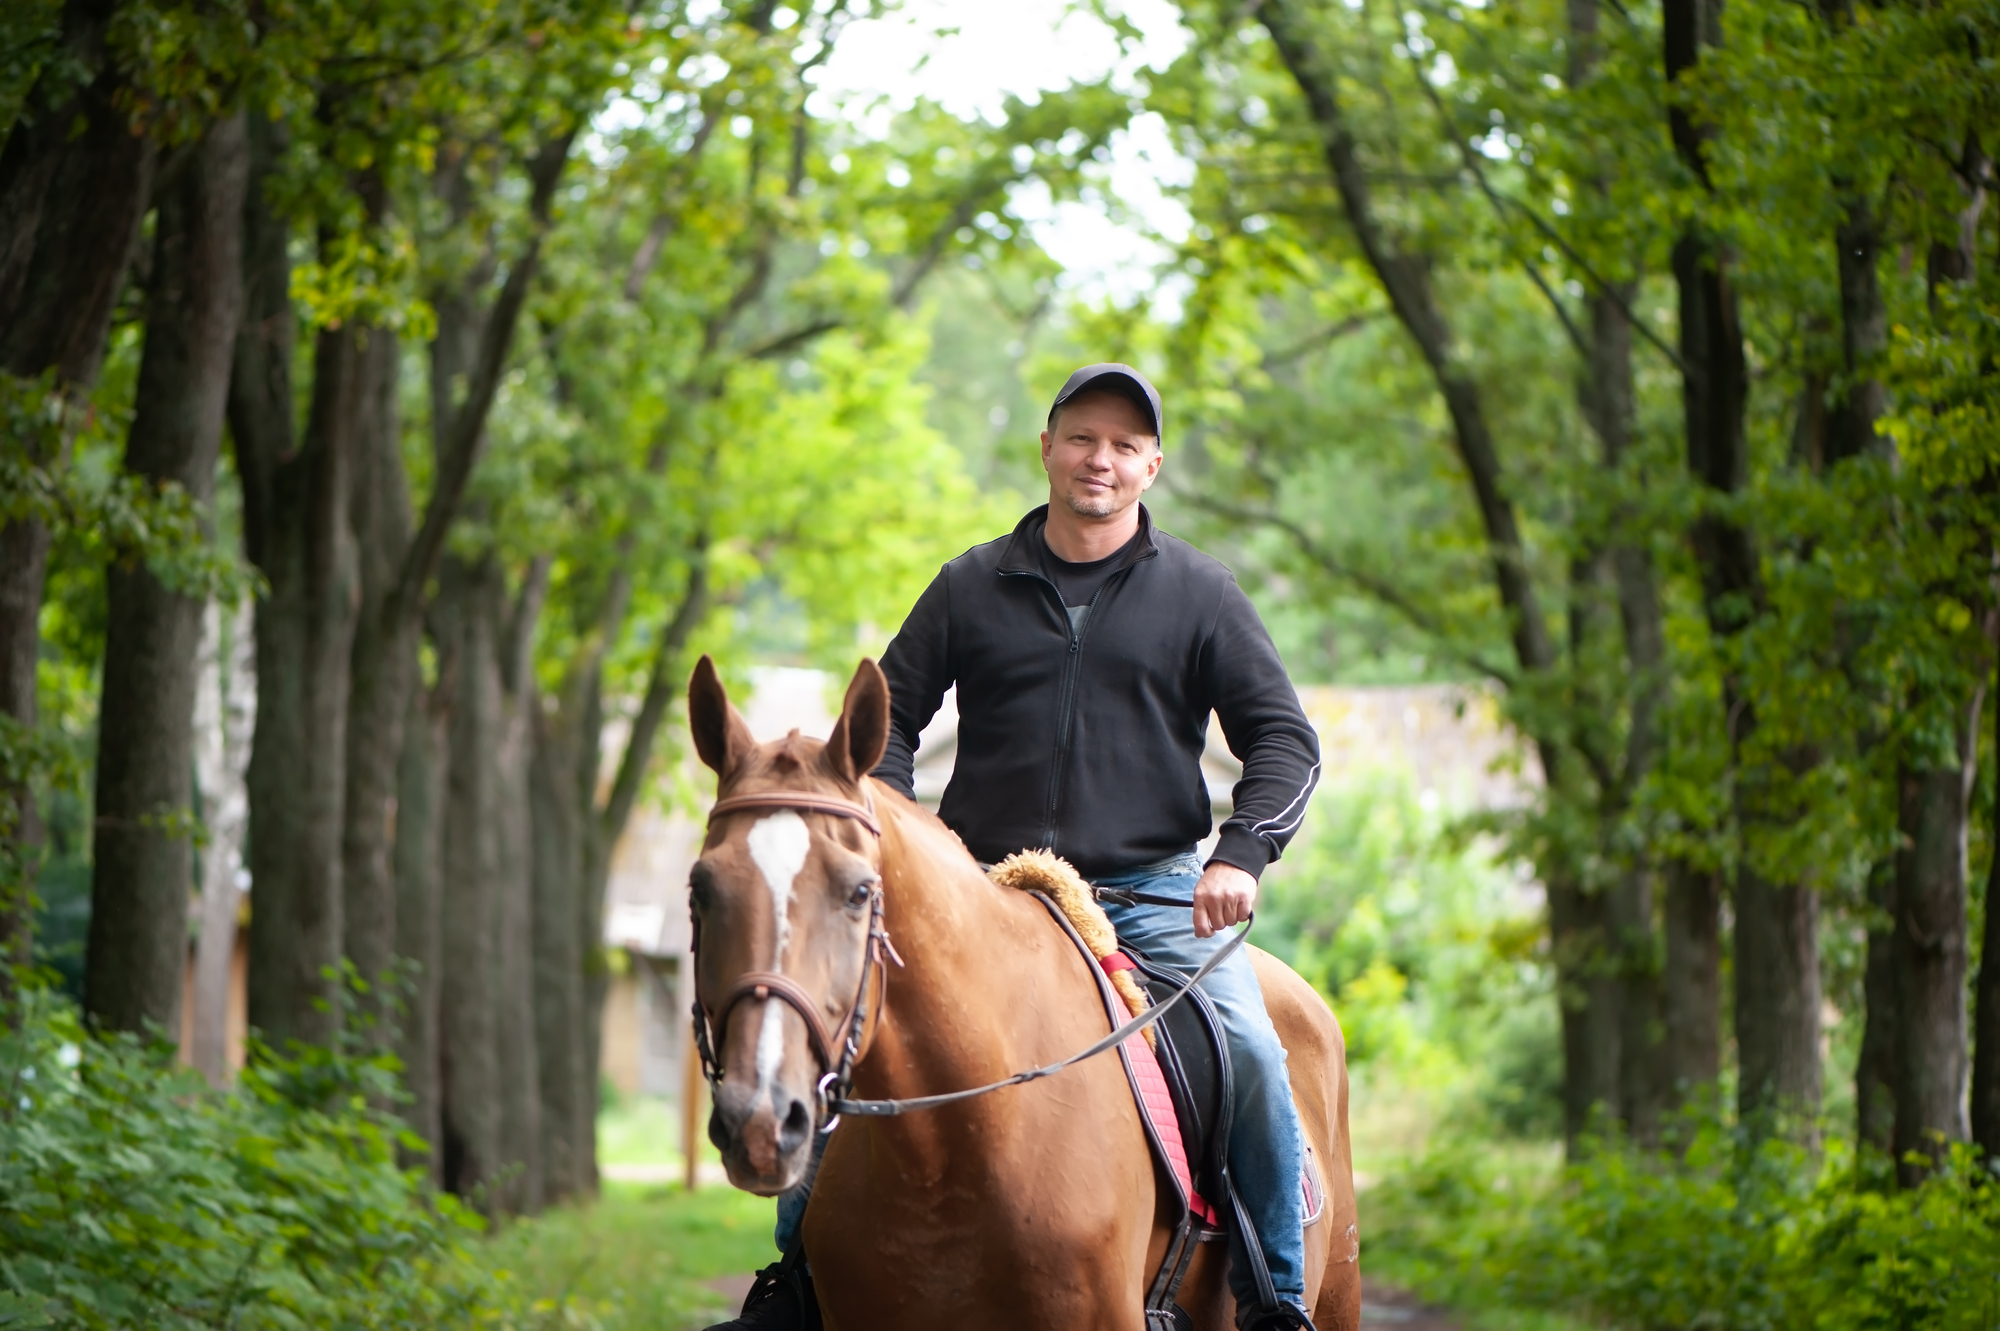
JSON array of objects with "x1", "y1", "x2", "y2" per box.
[
  {"x1": 778, "y1": 1098, "x2": 814, "y2": 1156},
  {"x1": 708, "y1": 1106, "x2": 730, "y2": 1152}
]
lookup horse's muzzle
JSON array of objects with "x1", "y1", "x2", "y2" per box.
[{"x1": 709, "y1": 1076, "x2": 816, "y2": 1194}]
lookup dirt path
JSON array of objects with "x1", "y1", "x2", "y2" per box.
[
  {"x1": 1361, "y1": 1279, "x2": 1461, "y2": 1328},
  {"x1": 697, "y1": 1274, "x2": 1460, "y2": 1328}
]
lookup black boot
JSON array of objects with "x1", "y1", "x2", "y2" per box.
[{"x1": 703, "y1": 1247, "x2": 822, "y2": 1331}]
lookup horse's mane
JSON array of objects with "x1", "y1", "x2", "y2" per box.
[{"x1": 724, "y1": 728, "x2": 978, "y2": 876}]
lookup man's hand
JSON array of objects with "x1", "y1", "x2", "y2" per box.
[{"x1": 1191, "y1": 861, "x2": 1257, "y2": 938}]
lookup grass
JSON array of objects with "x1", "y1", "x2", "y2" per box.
[
  {"x1": 489, "y1": 1178, "x2": 777, "y2": 1329},
  {"x1": 597, "y1": 1094, "x2": 693, "y2": 1172},
  {"x1": 481, "y1": 1095, "x2": 773, "y2": 1329}
]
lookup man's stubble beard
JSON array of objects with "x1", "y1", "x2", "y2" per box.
[{"x1": 1062, "y1": 488, "x2": 1118, "y2": 519}]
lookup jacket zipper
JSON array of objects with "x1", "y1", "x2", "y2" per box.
[{"x1": 1002, "y1": 566, "x2": 1127, "y2": 850}]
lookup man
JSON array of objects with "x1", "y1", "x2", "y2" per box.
[{"x1": 713, "y1": 363, "x2": 1322, "y2": 1331}]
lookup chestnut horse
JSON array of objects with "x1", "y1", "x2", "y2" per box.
[{"x1": 688, "y1": 655, "x2": 1360, "y2": 1331}]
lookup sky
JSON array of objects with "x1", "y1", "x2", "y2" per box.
[{"x1": 808, "y1": 0, "x2": 1197, "y2": 309}]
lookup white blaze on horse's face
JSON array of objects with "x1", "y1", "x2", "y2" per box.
[{"x1": 747, "y1": 810, "x2": 812, "y2": 1106}]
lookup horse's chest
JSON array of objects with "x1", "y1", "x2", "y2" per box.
[{"x1": 806, "y1": 1124, "x2": 1154, "y2": 1330}]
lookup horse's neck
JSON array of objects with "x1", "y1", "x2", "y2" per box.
[{"x1": 861, "y1": 792, "x2": 1048, "y2": 1098}]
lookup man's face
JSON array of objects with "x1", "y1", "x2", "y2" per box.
[{"x1": 1039, "y1": 390, "x2": 1162, "y2": 520}]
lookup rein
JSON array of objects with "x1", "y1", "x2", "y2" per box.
[
  {"x1": 688, "y1": 787, "x2": 1253, "y2": 1128},
  {"x1": 829, "y1": 910, "x2": 1250, "y2": 1118}
]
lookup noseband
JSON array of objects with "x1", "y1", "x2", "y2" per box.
[{"x1": 688, "y1": 787, "x2": 896, "y2": 1132}]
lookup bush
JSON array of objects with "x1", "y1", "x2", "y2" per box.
[
  {"x1": 0, "y1": 991, "x2": 517, "y2": 1329},
  {"x1": 1364, "y1": 1110, "x2": 2000, "y2": 1331},
  {"x1": 1256, "y1": 769, "x2": 1563, "y2": 1138}
]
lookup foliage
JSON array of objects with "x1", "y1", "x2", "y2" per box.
[
  {"x1": 1258, "y1": 767, "x2": 1561, "y2": 1138},
  {"x1": 500, "y1": 20, "x2": 1138, "y2": 809},
  {"x1": 0, "y1": 375, "x2": 257, "y2": 608},
  {"x1": 1129, "y1": 0, "x2": 1999, "y2": 898},
  {"x1": 487, "y1": 1183, "x2": 777, "y2": 1330},
  {"x1": 1, "y1": 341, "x2": 256, "y2": 918},
  {"x1": 1366, "y1": 1118, "x2": 2000, "y2": 1331},
  {"x1": 0, "y1": 991, "x2": 516, "y2": 1329}
]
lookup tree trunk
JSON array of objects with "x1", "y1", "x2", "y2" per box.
[
  {"x1": 0, "y1": 510, "x2": 53, "y2": 1005},
  {"x1": 1811, "y1": 7, "x2": 1894, "y2": 1148},
  {"x1": 1663, "y1": 0, "x2": 1822, "y2": 1129},
  {"x1": 1662, "y1": 860, "x2": 1721, "y2": 1098},
  {"x1": 578, "y1": 668, "x2": 611, "y2": 1193},
  {"x1": 0, "y1": 0, "x2": 154, "y2": 389},
  {"x1": 85, "y1": 111, "x2": 248, "y2": 1036},
  {"x1": 1896, "y1": 129, "x2": 1992, "y2": 1159},
  {"x1": 340, "y1": 129, "x2": 575, "y2": 1033},
  {"x1": 240, "y1": 315, "x2": 364, "y2": 1051},
  {"x1": 437, "y1": 555, "x2": 503, "y2": 1205},
  {"x1": 1891, "y1": 689, "x2": 1983, "y2": 1181},
  {"x1": 1610, "y1": 869, "x2": 1660, "y2": 1138},
  {"x1": 1973, "y1": 661, "x2": 2000, "y2": 1159},
  {"x1": 229, "y1": 138, "x2": 367, "y2": 1046},
  {"x1": 394, "y1": 672, "x2": 449, "y2": 1180},
  {"x1": 576, "y1": 559, "x2": 714, "y2": 1183},
  {"x1": 535, "y1": 563, "x2": 635, "y2": 1199},
  {"x1": 1855, "y1": 858, "x2": 1897, "y2": 1152},
  {"x1": 342, "y1": 327, "x2": 413, "y2": 1011},
  {"x1": 190, "y1": 597, "x2": 255, "y2": 1085},
  {"x1": 1584, "y1": 282, "x2": 1670, "y2": 1138},
  {"x1": 1824, "y1": 200, "x2": 1885, "y2": 466},
  {"x1": 1924, "y1": 134, "x2": 1986, "y2": 308},
  {"x1": 1572, "y1": 0, "x2": 1668, "y2": 1135},
  {"x1": 0, "y1": 0, "x2": 156, "y2": 1010},
  {"x1": 1733, "y1": 869, "x2": 1822, "y2": 1124},
  {"x1": 1549, "y1": 878, "x2": 1620, "y2": 1142},
  {"x1": 494, "y1": 559, "x2": 548, "y2": 1214},
  {"x1": 531, "y1": 705, "x2": 586, "y2": 1201}
]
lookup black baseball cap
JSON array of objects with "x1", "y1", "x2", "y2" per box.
[{"x1": 1047, "y1": 362, "x2": 1163, "y2": 444}]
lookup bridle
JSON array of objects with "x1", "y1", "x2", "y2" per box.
[
  {"x1": 690, "y1": 785, "x2": 1255, "y2": 1129},
  {"x1": 688, "y1": 786, "x2": 898, "y2": 1133}
]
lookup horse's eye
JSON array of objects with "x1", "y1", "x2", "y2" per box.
[
  {"x1": 689, "y1": 862, "x2": 716, "y2": 912},
  {"x1": 847, "y1": 876, "x2": 877, "y2": 909}
]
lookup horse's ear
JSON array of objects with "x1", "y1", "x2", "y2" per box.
[
  {"x1": 688, "y1": 655, "x2": 754, "y2": 777},
  {"x1": 823, "y1": 658, "x2": 891, "y2": 786}
]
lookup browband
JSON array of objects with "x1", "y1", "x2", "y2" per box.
[{"x1": 707, "y1": 789, "x2": 882, "y2": 838}]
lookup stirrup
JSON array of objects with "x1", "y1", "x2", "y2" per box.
[{"x1": 1238, "y1": 1303, "x2": 1316, "y2": 1331}]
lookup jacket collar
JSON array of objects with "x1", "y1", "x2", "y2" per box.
[{"x1": 998, "y1": 503, "x2": 1161, "y2": 577}]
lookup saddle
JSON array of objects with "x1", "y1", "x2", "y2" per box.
[
  {"x1": 1114, "y1": 943, "x2": 1325, "y2": 1329},
  {"x1": 991, "y1": 853, "x2": 1322, "y2": 1331}
]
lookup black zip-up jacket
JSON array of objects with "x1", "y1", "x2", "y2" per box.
[{"x1": 872, "y1": 504, "x2": 1321, "y2": 879}]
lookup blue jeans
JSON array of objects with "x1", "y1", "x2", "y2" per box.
[
  {"x1": 776, "y1": 852, "x2": 1307, "y2": 1315},
  {"x1": 1095, "y1": 852, "x2": 1308, "y2": 1314}
]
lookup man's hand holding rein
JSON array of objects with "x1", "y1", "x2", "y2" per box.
[{"x1": 1192, "y1": 860, "x2": 1257, "y2": 938}]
